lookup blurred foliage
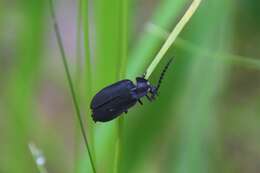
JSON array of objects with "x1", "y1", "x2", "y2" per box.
[{"x1": 0, "y1": 0, "x2": 260, "y2": 173}]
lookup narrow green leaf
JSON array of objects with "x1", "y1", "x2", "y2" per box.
[
  {"x1": 127, "y1": 0, "x2": 190, "y2": 78},
  {"x1": 92, "y1": 0, "x2": 129, "y2": 172},
  {"x1": 145, "y1": 0, "x2": 202, "y2": 79},
  {"x1": 48, "y1": 0, "x2": 96, "y2": 172}
]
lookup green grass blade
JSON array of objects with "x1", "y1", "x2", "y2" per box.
[
  {"x1": 81, "y1": 0, "x2": 95, "y2": 147},
  {"x1": 114, "y1": 0, "x2": 129, "y2": 173},
  {"x1": 145, "y1": 0, "x2": 202, "y2": 79},
  {"x1": 48, "y1": 0, "x2": 96, "y2": 172},
  {"x1": 122, "y1": 0, "x2": 196, "y2": 172},
  {"x1": 92, "y1": 0, "x2": 120, "y2": 171},
  {"x1": 176, "y1": 38, "x2": 260, "y2": 70},
  {"x1": 77, "y1": 0, "x2": 96, "y2": 172},
  {"x1": 82, "y1": 0, "x2": 93, "y2": 106},
  {"x1": 170, "y1": 1, "x2": 233, "y2": 173},
  {"x1": 147, "y1": 24, "x2": 260, "y2": 70},
  {"x1": 92, "y1": 0, "x2": 129, "y2": 172},
  {"x1": 127, "y1": 0, "x2": 191, "y2": 78},
  {"x1": 117, "y1": 0, "x2": 129, "y2": 78}
]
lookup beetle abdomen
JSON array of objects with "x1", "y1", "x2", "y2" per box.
[
  {"x1": 90, "y1": 80, "x2": 137, "y2": 122},
  {"x1": 90, "y1": 80, "x2": 134, "y2": 109},
  {"x1": 92, "y1": 97, "x2": 137, "y2": 122}
]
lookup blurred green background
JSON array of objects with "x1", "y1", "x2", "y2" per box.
[{"x1": 0, "y1": 0, "x2": 260, "y2": 173}]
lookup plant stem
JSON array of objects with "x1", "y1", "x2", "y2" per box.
[
  {"x1": 147, "y1": 23, "x2": 260, "y2": 70},
  {"x1": 114, "y1": 0, "x2": 128, "y2": 173},
  {"x1": 48, "y1": 0, "x2": 96, "y2": 173},
  {"x1": 118, "y1": 0, "x2": 128, "y2": 78},
  {"x1": 145, "y1": 0, "x2": 202, "y2": 79},
  {"x1": 176, "y1": 38, "x2": 260, "y2": 70},
  {"x1": 28, "y1": 143, "x2": 48, "y2": 173},
  {"x1": 82, "y1": 0, "x2": 93, "y2": 99},
  {"x1": 82, "y1": 0, "x2": 95, "y2": 161}
]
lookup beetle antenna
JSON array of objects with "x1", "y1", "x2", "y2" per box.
[{"x1": 156, "y1": 58, "x2": 173, "y2": 91}]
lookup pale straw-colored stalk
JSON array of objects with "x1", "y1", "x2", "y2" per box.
[{"x1": 145, "y1": 0, "x2": 202, "y2": 79}]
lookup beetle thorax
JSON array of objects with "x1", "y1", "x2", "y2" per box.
[{"x1": 132, "y1": 77, "x2": 156, "y2": 99}]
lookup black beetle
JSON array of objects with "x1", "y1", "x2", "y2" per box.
[{"x1": 90, "y1": 58, "x2": 173, "y2": 122}]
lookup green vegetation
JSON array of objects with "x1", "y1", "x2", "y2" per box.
[{"x1": 0, "y1": 0, "x2": 260, "y2": 173}]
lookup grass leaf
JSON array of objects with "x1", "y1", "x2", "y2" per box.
[
  {"x1": 48, "y1": 0, "x2": 96, "y2": 172},
  {"x1": 145, "y1": 0, "x2": 202, "y2": 79}
]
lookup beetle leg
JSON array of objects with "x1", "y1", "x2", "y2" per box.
[
  {"x1": 150, "y1": 86, "x2": 158, "y2": 96},
  {"x1": 151, "y1": 92, "x2": 156, "y2": 100},
  {"x1": 138, "y1": 99, "x2": 143, "y2": 105},
  {"x1": 124, "y1": 110, "x2": 128, "y2": 114},
  {"x1": 146, "y1": 95, "x2": 152, "y2": 101}
]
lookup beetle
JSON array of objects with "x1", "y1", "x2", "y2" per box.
[{"x1": 90, "y1": 58, "x2": 173, "y2": 122}]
